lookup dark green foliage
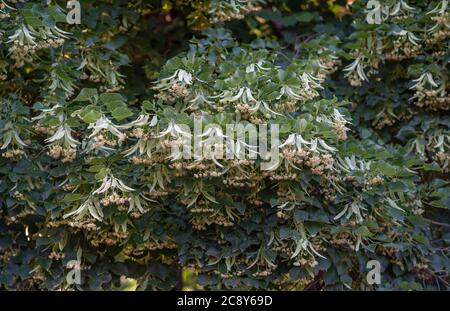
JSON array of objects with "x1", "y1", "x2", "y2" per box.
[{"x1": 0, "y1": 0, "x2": 448, "y2": 291}]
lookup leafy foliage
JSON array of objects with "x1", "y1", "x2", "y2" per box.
[{"x1": 0, "y1": 0, "x2": 448, "y2": 290}]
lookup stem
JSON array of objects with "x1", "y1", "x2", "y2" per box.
[{"x1": 425, "y1": 218, "x2": 450, "y2": 228}]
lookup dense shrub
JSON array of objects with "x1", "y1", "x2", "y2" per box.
[{"x1": 0, "y1": 0, "x2": 448, "y2": 290}]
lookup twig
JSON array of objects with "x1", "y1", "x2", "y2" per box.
[{"x1": 425, "y1": 218, "x2": 450, "y2": 228}]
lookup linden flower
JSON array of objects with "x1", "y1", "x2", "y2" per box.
[
  {"x1": 427, "y1": 0, "x2": 448, "y2": 15},
  {"x1": 427, "y1": 6, "x2": 450, "y2": 32},
  {"x1": 197, "y1": 126, "x2": 229, "y2": 167},
  {"x1": 278, "y1": 85, "x2": 303, "y2": 101},
  {"x1": 399, "y1": 0, "x2": 415, "y2": 11},
  {"x1": 317, "y1": 53, "x2": 339, "y2": 69},
  {"x1": 316, "y1": 108, "x2": 350, "y2": 128},
  {"x1": 300, "y1": 72, "x2": 323, "y2": 90},
  {"x1": 334, "y1": 155, "x2": 371, "y2": 173},
  {"x1": 121, "y1": 114, "x2": 158, "y2": 129},
  {"x1": 154, "y1": 69, "x2": 193, "y2": 90},
  {"x1": 88, "y1": 116, "x2": 125, "y2": 140},
  {"x1": 64, "y1": 198, "x2": 103, "y2": 221},
  {"x1": 246, "y1": 100, "x2": 281, "y2": 115},
  {"x1": 343, "y1": 57, "x2": 368, "y2": 82},
  {"x1": 334, "y1": 201, "x2": 367, "y2": 223},
  {"x1": 7, "y1": 24, "x2": 37, "y2": 46},
  {"x1": 128, "y1": 195, "x2": 146, "y2": 213},
  {"x1": 1, "y1": 122, "x2": 28, "y2": 149},
  {"x1": 92, "y1": 174, "x2": 135, "y2": 195},
  {"x1": 245, "y1": 60, "x2": 271, "y2": 73},
  {"x1": 432, "y1": 134, "x2": 450, "y2": 153},
  {"x1": 1, "y1": 1, "x2": 14, "y2": 10},
  {"x1": 289, "y1": 222, "x2": 326, "y2": 260},
  {"x1": 333, "y1": 108, "x2": 349, "y2": 125},
  {"x1": 198, "y1": 125, "x2": 228, "y2": 139},
  {"x1": 44, "y1": 122, "x2": 79, "y2": 149},
  {"x1": 37, "y1": 25, "x2": 71, "y2": 40},
  {"x1": 31, "y1": 103, "x2": 63, "y2": 121},
  {"x1": 389, "y1": 0, "x2": 416, "y2": 15},
  {"x1": 408, "y1": 137, "x2": 426, "y2": 156},
  {"x1": 280, "y1": 134, "x2": 336, "y2": 153},
  {"x1": 158, "y1": 121, "x2": 192, "y2": 161},
  {"x1": 291, "y1": 237, "x2": 326, "y2": 260},
  {"x1": 188, "y1": 91, "x2": 214, "y2": 108},
  {"x1": 49, "y1": 68, "x2": 76, "y2": 96},
  {"x1": 410, "y1": 72, "x2": 440, "y2": 90},
  {"x1": 311, "y1": 138, "x2": 337, "y2": 153},
  {"x1": 219, "y1": 87, "x2": 257, "y2": 104},
  {"x1": 385, "y1": 197, "x2": 406, "y2": 213},
  {"x1": 279, "y1": 133, "x2": 311, "y2": 151},
  {"x1": 393, "y1": 29, "x2": 421, "y2": 45},
  {"x1": 158, "y1": 121, "x2": 191, "y2": 138},
  {"x1": 222, "y1": 136, "x2": 258, "y2": 162},
  {"x1": 122, "y1": 115, "x2": 158, "y2": 157}
]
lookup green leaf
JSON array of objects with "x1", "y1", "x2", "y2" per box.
[
  {"x1": 142, "y1": 100, "x2": 154, "y2": 112},
  {"x1": 118, "y1": 277, "x2": 138, "y2": 291},
  {"x1": 111, "y1": 106, "x2": 133, "y2": 121},
  {"x1": 100, "y1": 93, "x2": 132, "y2": 120},
  {"x1": 62, "y1": 193, "x2": 82, "y2": 203},
  {"x1": 353, "y1": 226, "x2": 372, "y2": 237},
  {"x1": 281, "y1": 12, "x2": 316, "y2": 26},
  {"x1": 305, "y1": 222, "x2": 321, "y2": 236},
  {"x1": 297, "y1": 119, "x2": 308, "y2": 131},
  {"x1": 100, "y1": 93, "x2": 125, "y2": 104},
  {"x1": 95, "y1": 168, "x2": 108, "y2": 180},
  {"x1": 413, "y1": 234, "x2": 428, "y2": 244},
  {"x1": 45, "y1": 6, "x2": 67, "y2": 23},
  {"x1": 79, "y1": 106, "x2": 102, "y2": 123},
  {"x1": 87, "y1": 164, "x2": 105, "y2": 173},
  {"x1": 102, "y1": 36, "x2": 127, "y2": 51},
  {"x1": 73, "y1": 88, "x2": 98, "y2": 102},
  {"x1": 22, "y1": 9, "x2": 44, "y2": 28}
]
